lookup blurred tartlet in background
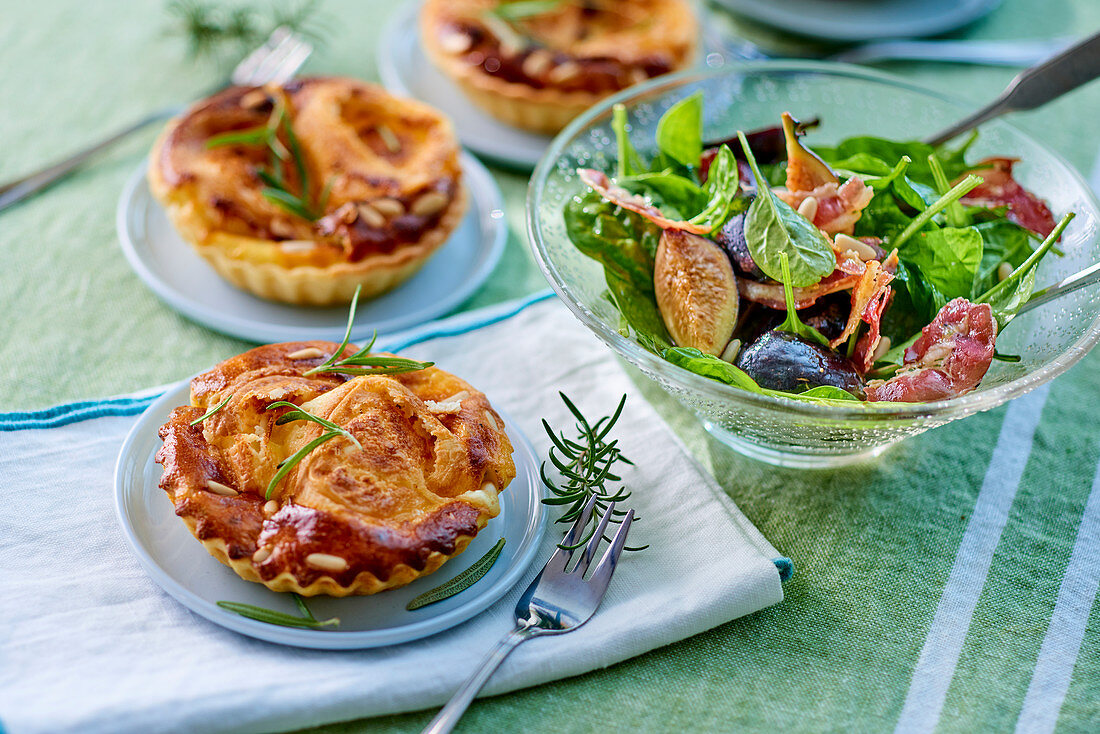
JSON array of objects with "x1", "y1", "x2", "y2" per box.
[
  {"x1": 148, "y1": 77, "x2": 466, "y2": 306},
  {"x1": 419, "y1": 0, "x2": 699, "y2": 135}
]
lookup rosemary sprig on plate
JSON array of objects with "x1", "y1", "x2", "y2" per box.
[
  {"x1": 206, "y1": 96, "x2": 328, "y2": 222},
  {"x1": 217, "y1": 593, "x2": 339, "y2": 629},
  {"x1": 406, "y1": 538, "x2": 506, "y2": 610},
  {"x1": 303, "y1": 286, "x2": 435, "y2": 377},
  {"x1": 263, "y1": 400, "x2": 362, "y2": 499},
  {"x1": 541, "y1": 393, "x2": 645, "y2": 551},
  {"x1": 167, "y1": 0, "x2": 328, "y2": 63}
]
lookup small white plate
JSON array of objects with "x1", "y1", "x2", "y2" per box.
[
  {"x1": 378, "y1": 2, "x2": 732, "y2": 170},
  {"x1": 116, "y1": 152, "x2": 506, "y2": 343},
  {"x1": 114, "y1": 381, "x2": 545, "y2": 650},
  {"x1": 713, "y1": 0, "x2": 1001, "y2": 42}
]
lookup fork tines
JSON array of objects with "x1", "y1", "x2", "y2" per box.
[{"x1": 232, "y1": 27, "x2": 314, "y2": 88}]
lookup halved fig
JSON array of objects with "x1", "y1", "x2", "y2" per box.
[
  {"x1": 655, "y1": 229, "x2": 739, "y2": 355},
  {"x1": 782, "y1": 111, "x2": 837, "y2": 193}
]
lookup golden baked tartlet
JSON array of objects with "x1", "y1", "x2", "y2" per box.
[
  {"x1": 155, "y1": 341, "x2": 515, "y2": 596},
  {"x1": 420, "y1": 0, "x2": 699, "y2": 134},
  {"x1": 148, "y1": 77, "x2": 466, "y2": 305}
]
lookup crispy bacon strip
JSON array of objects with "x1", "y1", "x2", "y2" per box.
[
  {"x1": 865, "y1": 298, "x2": 997, "y2": 402},
  {"x1": 959, "y1": 157, "x2": 1056, "y2": 237},
  {"x1": 738, "y1": 269, "x2": 861, "y2": 310},
  {"x1": 577, "y1": 168, "x2": 713, "y2": 235},
  {"x1": 828, "y1": 252, "x2": 898, "y2": 359}
]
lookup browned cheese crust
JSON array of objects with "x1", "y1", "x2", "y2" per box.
[
  {"x1": 155, "y1": 342, "x2": 516, "y2": 596},
  {"x1": 147, "y1": 77, "x2": 467, "y2": 305},
  {"x1": 420, "y1": 0, "x2": 699, "y2": 134}
]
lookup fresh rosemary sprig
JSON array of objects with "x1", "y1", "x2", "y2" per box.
[
  {"x1": 303, "y1": 286, "x2": 435, "y2": 377},
  {"x1": 206, "y1": 97, "x2": 326, "y2": 222},
  {"x1": 264, "y1": 400, "x2": 363, "y2": 499},
  {"x1": 406, "y1": 538, "x2": 506, "y2": 610},
  {"x1": 189, "y1": 392, "x2": 233, "y2": 426},
  {"x1": 541, "y1": 393, "x2": 645, "y2": 551},
  {"x1": 217, "y1": 593, "x2": 339, "y2": 629},
  {"x1": 167, "y1": 0, "x2": 328, "y2": 63}
]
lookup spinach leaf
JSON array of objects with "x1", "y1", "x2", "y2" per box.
[
  {"x1": 817, "y1": 134, "x2": 974, "y2": 188},
  {"x1": 612, "y1": 103, "x2": 644, "y2": 178},
  {"x1": 891, "y1": 175, "x2": 984, "y2": 249},
  {"x1": 564, "y1": 191, "x2": 660, "y2": 293},
  {"x1": 737, "y1": 131, "x2": 836, "y2": 287},
  {"x1": 689, "y1": 145, "x2": 742, "y2": 231},
  {"x1": 899, "y1": 226, "x2": 984, "y2": 300},
  {"x1": 619, "y1": 169, "x2": 707, "y2": 220},
  {"x1": 928, "y1": 153, "x2": 968, "y2": 228},
  {"x1": 798, "y1": 385, "x2": 861, "y2": 401},
  {"x1": 977, "y1": 213, "x2": 1074, "y2": 327},
  {"x1": 774, "y1": 253, "x2": 829, "y2": 346},
  {"x1": 656, "y1": 91, "x2": 703, "y2": 170},
  {"x1": 606, "y1": 270, "x2": 671, "y2": 353},
  {"x1": 663, "y1": 347, "x2": 762, "y2": 391},
  {"x1": 972, "y1": 220, "x2": 1039, "y2": 297}
]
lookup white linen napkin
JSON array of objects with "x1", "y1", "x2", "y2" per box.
[{"x1": 0, "y1": 295, "x2": 785, "y2": 734}]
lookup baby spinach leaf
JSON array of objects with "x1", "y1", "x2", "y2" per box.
[
  {"x1": 817, "y1": 134, "x2": 974, "y2": 188},
  {"x1": 977, "y1": 212, "x2": 1074, "y2": 327},
  {"x1": 891, "y1": 175, "x2": 984, "y2": 250},
  {"x1": 972, "y1": 220, "x2": 1039, "y2": 297},
  {"x1": 797, "y1": 385, "x2": 861, "y2": 401},
  {"x1": 564, "y1": 191, "x2": 659, "y2": 295},
  {"x1": 774, "y1": 253, "x2": 830, "y2": 346},
  {"x1": 619, "y1": 170, "x2": 707, "y2": 220},
  {"x1": 663, "y1": 347, "x2": 763, "y2": 391},
  {"x1": 689, "y1": 145, "x2": 742, "y2": 231},
  {"x1": 737, "y1": 131, "x2": 836, "y2": 288},
  {"x1": 899, "y1": 226, "x2": 984, "y2": 300},
  {"x1": 612, "y1": 103, "x2": 644, "y2": 178},
  {"x1": 656, "y1": 92, "x2": 703, "y2": 170},
  {"x1": 606, "y1": 270, "x2": 671, "y2": 353},
  {"x1": 928, "y1": 153, "x2": 968, "y2": 228}
]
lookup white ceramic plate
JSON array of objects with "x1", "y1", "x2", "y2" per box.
[
  {"x1": 378, "y1": 2, "x2": 733, "y2": 170},
  {"x1": 114, "y1": 381, "x2": 545, "y2": 650},
  {"x1": 712, "y1": 0, "x2": 1001, "y2": 42},
  {"x1": 116, "y1": 152, "x2": 507, "y2": 343}
]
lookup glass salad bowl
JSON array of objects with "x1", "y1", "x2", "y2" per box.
[{"x1": 526, "y1": 62, "x2": 1100, "y2": 468}]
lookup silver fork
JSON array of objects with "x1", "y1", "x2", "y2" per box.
[
  {"x1": 0, "y1": 27, "x2": 313, "y2": 214},
  {"x1": 422, "y1": 496, "x2": 635, "y2": 734}
]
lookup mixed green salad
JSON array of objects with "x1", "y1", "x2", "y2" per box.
[{"x1": 564, "y1": 93, "x2": 1074, "y2": 404}]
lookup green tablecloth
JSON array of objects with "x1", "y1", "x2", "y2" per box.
[{"x1": 3, "y1": 1, "x2": 1100, "y2": 731}]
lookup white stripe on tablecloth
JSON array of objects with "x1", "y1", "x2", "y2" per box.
[
  {"x1": 894, "y1": 385, "x2": 1051, "y2": 734},
  {"x1": 1014, "y1": 455, "x2": 1100, "y2": 733}
]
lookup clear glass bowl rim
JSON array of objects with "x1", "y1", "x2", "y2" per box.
[{"x1": 526, "y1": 60, "x2": 1100, "y2": 421}]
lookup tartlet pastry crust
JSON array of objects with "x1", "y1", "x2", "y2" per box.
[
  {"x1": 148, "y1": 77, "x2": 466, "y2": 305},
  {"x1": 155, "y1": 342, "x2": 516, "y2": 596},
  {"x1": 420, "y1": 0, "x2": 698, "y2": 134}
]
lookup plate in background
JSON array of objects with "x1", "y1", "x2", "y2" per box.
[
  {"x1": 116, "y1": 152, "x2": 506, "y2": 344},
  {"x1": 712, "y1": 0, "x2": 1001, "y2": 42},
  {"x1": 114, "y1": 380, "x2": 545, "y2": 650}
]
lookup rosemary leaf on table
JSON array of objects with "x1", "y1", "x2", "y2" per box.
[
  {"x1": 541, "y1": 392, "x2": 646, "y2": 552},
  {"x1": 406, "y1": 538, "x2": 507, "y2": 611}
]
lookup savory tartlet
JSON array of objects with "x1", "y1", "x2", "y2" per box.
[
  {"x1": 420, "y1": 0, "x2": 698, "y2": 134},
  {"x1": 148, "y1": 77, "x2": 466, "y2": 305},
  {"x1": 155, "y1": 342, "x2": 515, "y2": 596}
]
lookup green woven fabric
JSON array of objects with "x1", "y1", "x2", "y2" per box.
[{"x1": 4, "y1": 1, "x2": 1100, "y2": 732}]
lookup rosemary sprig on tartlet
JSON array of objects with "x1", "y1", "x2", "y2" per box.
[
  {"x1": 264, "y1": 400, "x2": 363, "y2": 500},
  {"x1": 189, "y1": 392, "x2": 233, "y2": 426},
  {"x1": 206, "y1": 96, "x2": 327, "y2": 221},
  {"x1": 406, "y1": 538, "x2": 506, "y2": 610},
  {"x1": 541, "y1": 393, "x2": 646, "y2": 552},
  {"x1": 303, "y1": 287, "x2": 435, "y2": 377},
  {"x1": 217, "y1": 593, "x2": 339, "y2": 629}
]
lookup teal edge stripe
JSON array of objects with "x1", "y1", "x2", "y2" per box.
[
  {"x1": 0, "y1": 290, "x2": 556, "y2": 432},
  {"x1": 773, "y1": 558, "x2": 794, "y2": 581}
]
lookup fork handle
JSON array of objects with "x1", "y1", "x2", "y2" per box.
[
  {"x1": 925, "y1": 31, "x2": 1100, "y2": 146},
  {"x1": 422, "y1": 625, "x2": 536, "y2": 734},
  {"x1": 0, "y1": 106, "x2": 180, "y2": 214}
]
